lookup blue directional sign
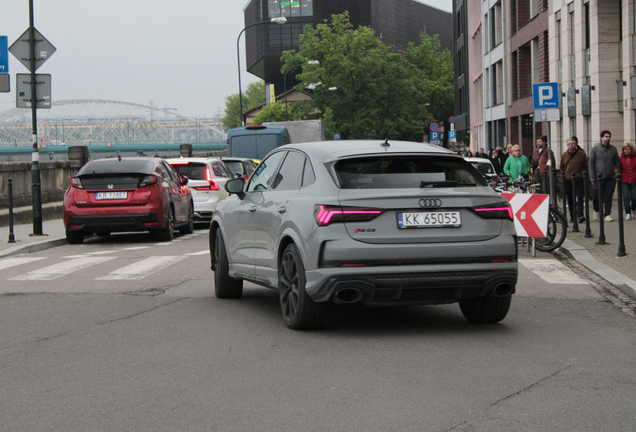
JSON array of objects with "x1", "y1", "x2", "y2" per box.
[
  {"x1": 0, "y1": 36, "x2": 8, "y2": 73},
  {"x1": 333, "y1": 133, "x2": 341, "y2": 140},
  {"x1": 533, "y1": 83, "x2": 559, "y2": 109},
  {"x1": 430, "y1": 131, "x2": 439, "y2": 142}
]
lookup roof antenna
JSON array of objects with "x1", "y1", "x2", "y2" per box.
[{"x1": 381, "y1": 138, "x2": 390, "y2": 147}]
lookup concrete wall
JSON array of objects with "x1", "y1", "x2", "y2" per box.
[{"x1": 0, "y1": 160, "x2": 82, "y2": 208}]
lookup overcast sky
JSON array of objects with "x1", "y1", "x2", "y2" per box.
[{"x1": 1, "y1": 0, "x2": 452, "y2": 119}]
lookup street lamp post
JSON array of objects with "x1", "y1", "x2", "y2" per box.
[
  {"x1": 313, "y1": 87, "x2": 337, "y2": 114},
  {"x1": 237, "y1": 17, "x2": 287, "y2": 127},
  {"x1": 284, "y1": 60, "x2": 320, "y2": 121}
]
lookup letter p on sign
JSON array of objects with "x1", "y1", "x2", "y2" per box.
[{"x1": 539, "y1": 87, "x2": 553, "y2": 105}]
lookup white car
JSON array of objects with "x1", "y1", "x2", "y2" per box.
[
  {"x1": 166, "y1": 157, "x2": 232, "y2": 222},
  {"x1": 464, "y1": 157, "x2": 498, "y2": 180}
]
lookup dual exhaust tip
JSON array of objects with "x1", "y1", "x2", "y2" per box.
[{"x1": 332, "y1": 283, "x2": 514, "y2": 304}]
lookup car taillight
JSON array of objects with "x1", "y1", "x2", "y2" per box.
[
  {"x1": 472, "y1": 203, "x2": 513, "y2": 220},
  {"x1": 193, "y1": 181, "x2": 219, "y2": 191},
  {"x1": 139, "y1": 175, "x2": 158, "y2": 187},
  {"x1": 70, "y1": 177, "x2": 83, "y2": 189},
  {"x1": 314, "y1": 205, "x2": 383, "y2": 226}
]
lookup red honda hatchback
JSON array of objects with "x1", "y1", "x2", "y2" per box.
[{"x1": 63, "y1": 157, "x2": 194, "y2": 244}]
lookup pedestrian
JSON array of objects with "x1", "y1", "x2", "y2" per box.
[
  {"x1": 503, "y1": 144, "x2": 531, "y2": 182},
  {"x1": 560, "y1": 137, "x2": 589, "y2": 223},
  {"x1": 496, "y1": 146, "x2": 507, "y2": 168},
  {"x1": 589, "y1": 130, "x2": 621, "y2": 222},
  {"x1": 465, "y1": 149, "x2": 474, "y2": 157},
  {"x1": 531, "y1": 136, "x2": 556, "y2": 177},
  {"x1": 620, "y1": 142, "x2": 636, "y2": 220},
  {"x1": 489, "y1": 149, "x2": 503, "y2": 175},
  {"x1": 477, "y1": 147, "x2": 488, "y2": 158}
]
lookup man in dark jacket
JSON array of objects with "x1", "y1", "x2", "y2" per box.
[
  {"x1": 560, "y1": 137, "x2": 589, "y2": 223},
  {"x1": 531, "y1": 136, "x2": 556, "y2": 177},
  {"x1": 589, "y1": 130, "x2": 621, "y2": 222}
]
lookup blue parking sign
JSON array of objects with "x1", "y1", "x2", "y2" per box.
[
  {"x1": 0, "y1": 36, "x2": 8, "y2": 73},
  {"x1": 448, "y1": 130, "x2": 456, "y2": 140},
  {"x1": 533, "y1": 83, "x2": 559, "y2": 109},
  {"x1": 430, "y1": 131, "x2": 439, "y2": 142}
]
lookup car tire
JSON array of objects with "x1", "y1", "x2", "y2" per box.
[
  {"x1": 179, "y1": 203, "x2": 194, "y2": 235},
  {"x1": 213, "y1": 228, "x2": 243, "y2": 299},
  {"x1": 66, "y1": 230, "x2": 84, "y2": 245},
  {"x1": 459, "y1": 295, "x2": 511, "y2": 324},
  {"x1": 279, "y1": 243, "x2": 328, "y2": 330},
  {"x1": 157, "y1": 207, "x2": 174, "y2": 242}
]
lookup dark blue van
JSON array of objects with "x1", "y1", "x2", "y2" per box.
[{"x1": 225, "y1": 125, "x2": 291, "y2": 160}]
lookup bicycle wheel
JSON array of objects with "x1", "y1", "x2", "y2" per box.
[{"x1": 535, "y1": 208, "x2": 567, "y2": 252}]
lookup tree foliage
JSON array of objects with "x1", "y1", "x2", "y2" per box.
[
  {"x1": 222, "y1": 81, "x2": 266, "y2": 129},
  {"x1": 280, "y1": 12, "x2": 454, "y2": 141}
]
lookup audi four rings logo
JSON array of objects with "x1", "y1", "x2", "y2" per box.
[
  {"x1": 107, "y1": 184, "x2": 114, "y2": 189},
  {"x1": 419, "y1": 199, "x2": 442, "y2": 208}
]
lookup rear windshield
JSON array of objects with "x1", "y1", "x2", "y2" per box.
[
  {"x1": 335, "y1": 156, "x2": 487, "y2": 189},
  {"x1": 77, "y1": 159, "x2": 155, "y2": 176},
  {"x1": 470, "y1": 161, "x2": 495, "y2": 175},
  {"x1": 169, "y1": 162, "x2": 207, "y2": 180},
  {"x1": 224, "y1": 161, "x2": 245, "y2": 175}
]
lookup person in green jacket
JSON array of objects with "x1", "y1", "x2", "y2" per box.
[{"x1": 503, "y1": 144, "x2": 531, "y2": 182}]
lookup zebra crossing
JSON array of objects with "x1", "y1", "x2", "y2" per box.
[{"x1": 1, "y1": 233, "x2": 209, "y2": 284}]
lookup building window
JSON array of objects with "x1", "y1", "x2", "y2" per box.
[
  {"x1": 268, "y1": 0, "x2": 313, "y2": 18},
  {"x1": 556, "y1": 16, "x2": 563, "y2": 83},
  {"x1": 569, "y1": 5, "x2": 575, "y2": 84},
  {"x1": 512, "y1": 51, "x2": 518, "y2": 100},
  {"x1": 584, "y1": 3, "x2": 590, "y2": 77},
  {"x1": 491, "y1": 2, "x2": 503, "y2": 48}
]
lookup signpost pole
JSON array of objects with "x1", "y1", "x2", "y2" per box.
[{"x1": 28, "y1": 0, "x2": 43, "y2": 236}]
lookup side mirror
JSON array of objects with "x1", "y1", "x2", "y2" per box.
[
  {"x1": 225, "y1": 177, "x2": 245, "y2": 198},
  {"x1": 180, "y1": 175, "x2": 189, "y2": 186}
]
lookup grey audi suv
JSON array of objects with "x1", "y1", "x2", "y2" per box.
[{"x1": 210, "y1": 140, "x2": 517, "y2": 329}]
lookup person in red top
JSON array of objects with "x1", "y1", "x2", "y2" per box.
[
  {"x1": 531, "y1": 136, "x2": 556, "y2": 176},
  {"x1": 620, "y1": 142, "x2": 636, "y2": 220}
]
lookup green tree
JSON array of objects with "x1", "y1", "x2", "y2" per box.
[
  {"x1": 280, "y1": 12, "x2": 454, "y2": 141},
  {"x1": 253, "y1": 101, "x2": 286, "y2": 125},
  {"x1": 222, "y1": 81, "x2": 266, "y2": 129}
]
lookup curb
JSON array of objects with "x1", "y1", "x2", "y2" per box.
[
  {"x1": 0, "y1": 236, "x2": 68, "y2": 259},
  {"x1": 559, "y1": 239, "x2": 636, "y2": 301}
]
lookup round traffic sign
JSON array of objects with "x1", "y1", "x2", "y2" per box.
[
  {"x1": 430, "y1": 122, "x2": 439, "y2": 132},
  {"x1": 449, "y1": 116, "x2": 456, "y2": 124}
]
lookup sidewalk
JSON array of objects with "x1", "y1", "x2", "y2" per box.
[{"x1": 1, "y1": 200, "x2": 635, "y2": 301}]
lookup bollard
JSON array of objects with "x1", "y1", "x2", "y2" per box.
[
  {"x1": 597, "y1": 174, "x2": 606, "y2": 244},
  {"x1": 571, "y1": 172, "x2": 579, "y2": 232},
  {"x1": 8, "y1": 178, "x2": 16, "y2": 243},
  {"x1": 616, "y1": 173, "x2": 626, "y2": 256},
  {"x1": 583, "y1": 172, "x2": 592, "y2": 238},
  {"x1": 561, "y1": 171, "x2": 568, "y2": 227}
]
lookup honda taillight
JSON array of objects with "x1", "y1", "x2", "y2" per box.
[
  {"x1": 70, "y1": 177, "x2": 83, "y2": 189},
  {"x1": 139, "y1": 175, "x2": 158, "y2": 187},
  {"x1": 472, "y1": 203, "x2": 513, "y2": 220},
  {"x1": 314, "y1": 205, "x2": 383, "y2": 226},
  {"x1": 193, "y1": 181, "x2": 219, "y2": 191}
]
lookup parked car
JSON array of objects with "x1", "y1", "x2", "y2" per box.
[
  {"x1": 465, "y1": 157, "x2": 498, "y2": 181},
  {"x1": 64, "y1": 157, "x2": 194, "y2": 244},
  {"x1": 221, "y1": 157, "x2": 258, "y2": 180},
  {"x1": 210, "y1": 140, "x2": 518, "y2": 330},
  {"x1": 166, "y1": 157, "x2": 232, "y2": 222},
  {"x1": 225, "y1": 125, "x2": 290, "y2": 160}
]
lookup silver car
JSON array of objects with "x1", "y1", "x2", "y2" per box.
[{"x1": 210, "y1": 140, "x2": 517, "y2": 330}]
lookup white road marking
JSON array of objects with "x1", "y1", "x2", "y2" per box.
[
  {"x1": 154, "y1": 243, "x2": 173, "y2": 246},
  {"x1": 86, "y1": 250, "x2": 118, "y2": 255},
  {"x1": 62, "y1": 255, "x2": 90, "y2": 259},
  {"x1": 9, "y1": 257, "x2": 117, "y2": 281},
  {"x1": 95, "y1": 256, "x2": 186, "y2": 280},
  {"x1": 185, "y1": 250, "x2": 209, "y2": 256},
  {"x1": 120, "y1": 247, "x2": 151, "y2": 251},
  {"x1": 0, "y1": 257, "x2": 46, "y2": 271},
  {"x1": 519, "y1": 259, "x2": 589, "y2": 284}
]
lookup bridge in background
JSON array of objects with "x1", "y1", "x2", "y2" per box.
[{"x1": 0, "y1": 99, "x2": 227, "y2": 148}]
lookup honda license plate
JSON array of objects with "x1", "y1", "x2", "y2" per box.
[
  {"x1": 397, "y1": 211, "x2": 461, "y2": 228},
  {"x1": 95, "y1": 192, "x2": 127, "y2": 200}
]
